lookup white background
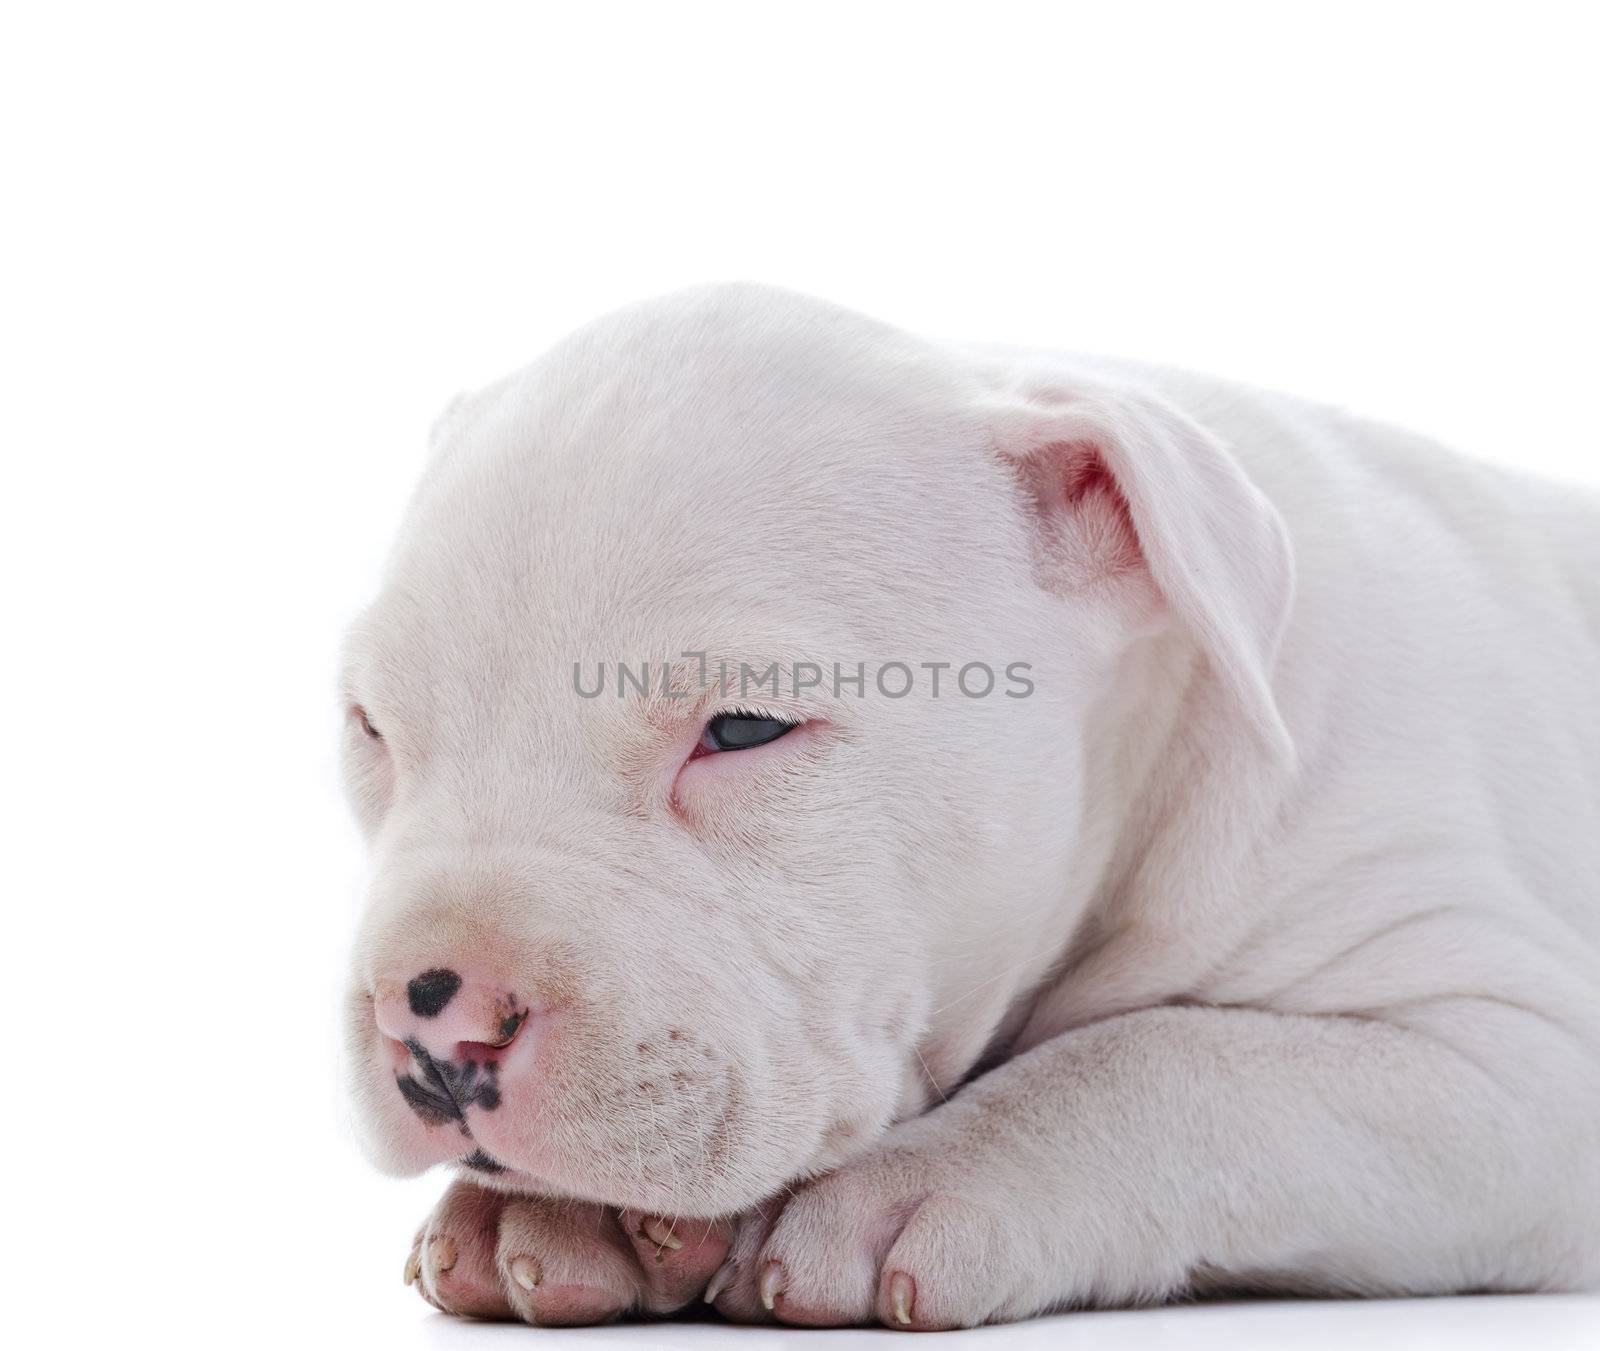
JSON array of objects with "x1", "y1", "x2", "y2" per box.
[{"x1": 4, "y1": 3, "x2": 1597, "y2": 1348}]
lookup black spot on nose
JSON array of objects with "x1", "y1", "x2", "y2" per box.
[{"x1": 407, "y1": 968, "x2": 462, "y2": 1018}]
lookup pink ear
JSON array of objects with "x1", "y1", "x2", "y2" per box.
[
  {"x1": 1008, "y1": 436, "x2": 1145, "y2": 590},
  {"x1": 990, "y1": 376, "x2": 1296, "y2": 767}
]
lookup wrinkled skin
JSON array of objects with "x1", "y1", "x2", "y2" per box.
[{"x1": 345, "y1": 285, "x2": 1600, "y2": 1328}]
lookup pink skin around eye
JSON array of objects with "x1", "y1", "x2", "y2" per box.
[{"x1": 671, "y1": 718, "x2": 819, "y2": 812}]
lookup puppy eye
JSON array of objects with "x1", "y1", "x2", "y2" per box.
[
  {"x1": 351, "y1": 705, "x2": 382, "y2": 740},
  {"x1": 700, "y1": 713, "x2": 797, "y2": 753}
]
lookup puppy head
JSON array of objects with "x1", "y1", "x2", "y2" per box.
[{"x1": 340, "y1": 285, "x2": 1291, "y2": 1215}]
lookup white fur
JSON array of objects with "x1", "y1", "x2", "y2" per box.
[{"x1": 343, "y1": 284, "x2": 1600, "y2": 1327}]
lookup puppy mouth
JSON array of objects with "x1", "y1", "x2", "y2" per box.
[
  {"x1": 395, "y1": 1038, "x2": 502, "y2": 1133},
  {"x1": 374, "y1": 1012, "x2": 772, "y2": 1213},
  {"x1": 400, "y1": 1057, "x2": 527, "y2": 1182}
]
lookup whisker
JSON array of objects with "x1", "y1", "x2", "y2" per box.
[{"x1": 914, "y1": 1045, "x2": 948, "y2": 1105}]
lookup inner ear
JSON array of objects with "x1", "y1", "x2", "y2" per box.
[{"x1": 1011, "y1": 439, "x2": 1145, "y2": 592}]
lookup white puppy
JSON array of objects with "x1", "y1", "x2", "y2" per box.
[{"x1": 341, "y1": 284, "x2": 1600, "y2": 1328}]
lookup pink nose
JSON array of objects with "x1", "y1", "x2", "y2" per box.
[{"x1": 373, "y1": 967, "x2": 530, "y2": 1063}]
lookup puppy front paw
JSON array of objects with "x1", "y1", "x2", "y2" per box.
[
  {"x1": 405, "y1": 1177, "x2": 734, "y2": 1325},
  {"x1": 405, "y1": 1177, "x2": 513, "y2": 1319},
  {"x1": 706, "y1": 1157, "x2": 1030, "y2": 1330}
]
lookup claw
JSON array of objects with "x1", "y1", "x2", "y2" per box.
[
  {"x1": 758, "y1": 1261, "x2": 784, "y2": 1312},
  {"x1": 640, "y1": 1215, "x2": 683, "y2": 1251},
  {"x1": 703, "y1": 1261, "x2": 734, "y2": 1305},
  {"x1": 888, "y1": 1269, "x2": 914, "y2": 1325},
  {"x1": 428, "y1": 1235, "x2": 457, "y2": 1276},
  {"x1": 402, "y1": 1251, "x2": 421, "y2": 1287},
  {"x1": 510, "y1": 1254, "x2": 542, "y2": 1291}
]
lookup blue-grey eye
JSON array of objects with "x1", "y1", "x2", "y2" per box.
[{"x1": 701, "y1": 713, "x2": 797, "y2": 752}]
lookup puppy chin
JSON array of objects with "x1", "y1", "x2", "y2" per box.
[{"x1": 468, "y1": 1128, "x2": 767, "y2": 1220}]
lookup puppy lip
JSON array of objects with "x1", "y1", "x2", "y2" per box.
[{"x1": 395, "y1": 1037, "x2": 504, "y2": 1127}]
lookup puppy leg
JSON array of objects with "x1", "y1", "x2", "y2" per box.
[{"x1": 713, "y1": 1003, "x2": 1598, "y2": 1328}]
